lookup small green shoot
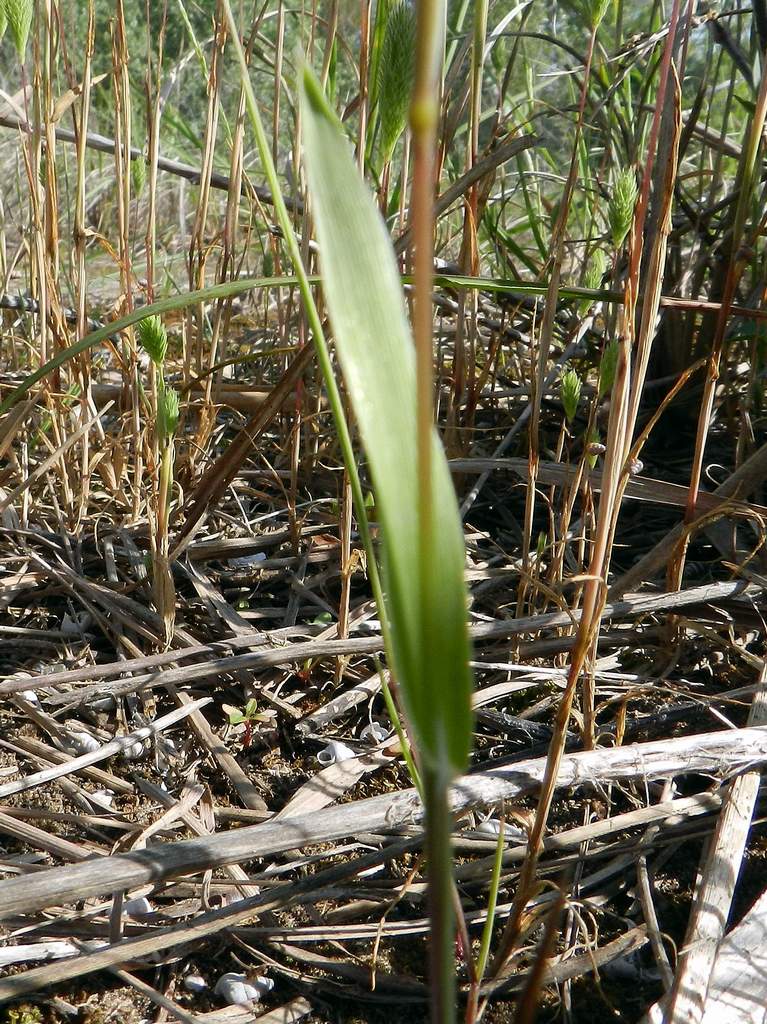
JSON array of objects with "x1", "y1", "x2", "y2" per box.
[
  {"x1": 222, "y1": 698, "x2": 273, "y2": 749},
  {"x1": 561, "y1": 368, "x2": 582, "y2": 423},
  {"x1": 598, "y1": 338, "x2": 620, "y2": 399},
  {"x1": 608, "y1": 168, "x2": 638, "y2": 249},
  {"x1": 579, "y1": 248, "x2": 607, "y2": 315},
  {"x1": 377, "y1": 2, "x2": 417, "y2": 168},
  {"x1": 6, "y1": 0, "x2": 33, "y2": 62}
]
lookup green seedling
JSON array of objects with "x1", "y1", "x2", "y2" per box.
[
  {"x1": 608, "y1": 168, "x2": 638, "y2": 249},
  {"x1": 222, "y1": 698, "x2": 273, "y2": 749},
  {"x1": 561, "y1": 368, "x2": 582, "y2": 423}
]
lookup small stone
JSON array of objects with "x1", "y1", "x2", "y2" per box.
[
  {"x1": 90, "y1": 790, "x2": 114, "y2": 809},
  {"x1": 123, "y1": 897, "x2": 153, "y2": 919},
  {"x1": 214, "y1": 972, "x2": 273, "y2": 1005},
  {"x1": 66, "y1": 731, "x2": 101, "y2": 755},
  {"x1": 121, "y1": 738, "x2": 148, "y2": 761},
  {"x1": 183, "y1": 974, "x2": 207, "y2": 994},
  {"x1": 476, "y1": 818, "x2": 502, "y2": 837},
  {"x1": 89, "y1": 695, "x2": 117, "y2": 712}
]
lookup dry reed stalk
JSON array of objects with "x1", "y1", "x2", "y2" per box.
[
  {"x1": 486, "y1": 0, "x2": 687, "y2": 988},
  {"x1": 516, "y1": 14, "x2": 601, "y2": 620},
  {"x1": 668, "y1": 55, "x2": 767, "y2": 593}
]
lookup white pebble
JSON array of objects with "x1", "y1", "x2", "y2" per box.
[
  {"x1": 90, "y1": 790, "x2": 114, "y2": 809},
  {"x1": 214, "y1": 972, "x2": 273, "y2": 1005},
  {"x1": 123, "y1": 897, "x2": 153, "y2": 919},
  {"x1": 316, "y1": 740, "x2": 356, "y2": 766},
  {"x1": 66, "y1": 731, "x2": 101, "y2": 755},
  {"x1": 474, "y1": 818, "x2": 526, "y2": 841},
  {"x1": 121, "y1": 739, "x2": 148, "y2": 761},
  {"x1": 18, "y1": 690, "x2": 40, "y2": 706},
  {"x1": 183, "y1": 974, "x2": 207, "y2": 993}
]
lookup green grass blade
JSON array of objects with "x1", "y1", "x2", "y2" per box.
[{"x1": 301, "y1": 67, "x2": 473, "y2": 776}]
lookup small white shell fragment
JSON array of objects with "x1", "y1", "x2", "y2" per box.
[
  {"x1": 61, "y1": 610, "x2": 93, "y2": 635},
  {"x1": 123, "y1": 896, "x2": 153, "y2": 919},
  {"x1": 214, "y1": 972, "x2": 273, "y2": 1004},
  {"x1": 18, "y1": 690, "x2": 40, "y2": 706},
  {"x1": 158, "y1": 736, "x2": 177, "y2": 756},
  {"x1": 316, "y1": 740, "x2": 356, "y2": 766},
  {"x1": 90, "y1": 789, "x2": 114, "y2": 809},
  {"x1": 183, "y1": 974, "x2": 207, "y2": 993},
  {"x1": 66, "y1": 731, "x2": 101, "y2": 755},
  {"x1": 121, "y1": 739, "x2": 149, "y2": 761},
  {"x1": 476, "y1": 818, "x2": 502, "y2": 837},
  {"x1": 360, "y1": 722, "x2": 389, "y2": 744},
  {"x1": 474, "y1": 818, "x2": 526, "y2": 841}
]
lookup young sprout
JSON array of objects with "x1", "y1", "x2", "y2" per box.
[
  {"x1": 585, "y1": 0, "x2": 611, "y2": 30},
  {"x1": 158, "y1": 384, "x2": 179, "y2": 443},
  {"x1": 598, "y1": 338, "x2": 620, "y2": 399},
  {"x1": 131, "y1": 156, "x2": 147, "y2": 198},
  {"x1": 6, "y1": 0, "x2": 33, "y2": 62},
  {"x1": 137, "y1": 315, "x2": 169, "y2": 369},
  {"x1": 222, "y1": 698, "x2": 272, "y2": 749},
  {"x1": 561, "y1": 368, "x2": 581, "y2": 423},
  {"x1": 608, "y1": 168, "x2": 638, "y2": 249},
  {"x1": 378, "y1": 2, "x2": 417, "y2": 168},
  {"x1": 579, "y1": 248, "x2": 607, "y2": 315}
]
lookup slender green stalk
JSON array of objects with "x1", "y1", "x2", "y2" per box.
[
  {"x1": 379, "y1": 660, "x2": 423, "y2": 798},
  {"x1": 475, "y1": 814, "x2": 505, "y2": 980},
  {"x1": 422, "y1": 764, "x2": 456, "y2": 1024},
  {"x1": 671, "y1": 54, "x2": 767, "y2": 589},
  {"x1": 409, "y1": 3, "x2": 457, "y2": 1021},
  {"x1": 466, "y1": 813, "x2": 505, "y2": 1020}
]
